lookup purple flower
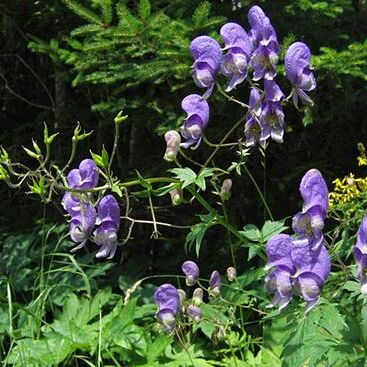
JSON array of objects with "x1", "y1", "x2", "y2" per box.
[
  {"x1": 292, "y1": 169, "x2": 329, "y2": 250},
  {"x1": 265, "y1": 267, "x2": 293, "y2": 311},
  {"x1": 61, "y1": 192, "x2": 82, "y2": 217},
  {"x1": 93, "y1": 195, "x2": 120, "y2": 259},
  {"x1": 164, "y1": 131, "x2": 181, "y2": 162},
  {"x1": 180, "y1": 94, "x2": 209, "y2": 149},
  {"x1": 186, "y1": 304, "x2": 202, "y2": 322},
  {"x1": 245, "y1": 88, "x2": 263, "y2": 147},
  {"x1": 154, "y1": 284, "x2": 180, "y2": 333},
  {"x1": 190, "y1": 36, "x2": 222, "y2": 97},
  {"x1": 291, "y1": 244, "x2": 331, "y2": 312},
  {"x1": 220, "y1": 22, "x2": 252, "y2": 91},
  {"x1": 182, "y1": 261, "x2": 200, "y2": 286},
  {"x1": 247, "y1": 6, "x2": 279, "y2": 81},
  {"x1": 209, "y1": 270, "x2": 221, "y2": 296},
  {"x1": 67, "y1": 159, "x2": 99, "y2": 189},
  {"x1": 265, "y1": 234, "x2": 296, "y2": 273},
  {"x1": 353, "y1": 216, "x2": 367, "y2": 294},
  {"x1": 259, "y1": 80, "x2": 285, "y2": 144},
  {"x1": 68, "y1": 202, "x2": 97, "y2": 252},
  {"x1": 285, "y1": 42, "x2": 316, "y2": 108}
]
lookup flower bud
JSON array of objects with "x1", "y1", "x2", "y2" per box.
[
  {"x1": 216, "y1": 326, "x2": 226, "y2": 341},
  {"x1": 182, "y1": 261, "x2": 199, "y2": 286},
  {"x1": 177, "y1": 289, "x2": 187, "y2": 305},
  {"x1": 226, "y1": 267, "x2": 237, "y2": 282},
  {"x1": 186, "y1": 304, "x2": 202, "y2": 322},
  {"x1": 164, "y1": 131, "x2": 181, "y2": 162},
  {"x1": 192, "y1": 288, "x2": 203, "y2": 306},
  {"x1": 220, "y1": 179, "x2": 232, "y2": 200},
  {"x1": 209, "y1": 270, "x2": 221, "y2": 297},
  {"x1": 169, "y1": 188, "x2": 183, "y2": 206}
]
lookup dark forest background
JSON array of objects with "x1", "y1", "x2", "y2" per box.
[{"x1": 1, "y1": 0, "x2": 367, "y2": 275}]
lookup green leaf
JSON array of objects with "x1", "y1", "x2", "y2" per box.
[
  {"x1": 239, "y1": 224, "x2": 262, "y2": 242},
  {"x1": 185, "y1": 214, "x2": 216, "y2": 257},
  {"x1": 170, "y1": 167, "x2": 197, "y2": 188},
  {"x1": 195, "y1": 168, "x2": 215, "y2": 191},
  {"x1": 261, "y1": 219, "x2": 288, "y2": 242}
]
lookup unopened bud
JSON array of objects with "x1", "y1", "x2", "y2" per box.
[
  {"x1": 226, "y1": 267, "x2": 237, "y2": 282},
  {"x1": 177, "y1": 289, "x2": 187, "y2": 305},
  {"x1": 216, "y1": 326, "x2": 226, "y2": 341},
  {"x1": 209, "y1": 270, "x2": 221, "y2": 297},
  {"x1": 192, "y1": 288, "x2": 203, "y2": 306},
  {"x1": 220, "y1": 178, "x2": 232, "y2": 200},
  {"x1": 114, "y1": 111, "x2": 128, "y2": 125},
  {"x1": 164, "y1": 131, "x2": 181, "y2": 162},
  {"x1": 186, "y1": 304, "x2": 202, "y2": 322},
  {"x1": 170, "y1": 188, "x2": 183, "y2": 206}
]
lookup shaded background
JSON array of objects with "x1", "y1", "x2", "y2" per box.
[{"x1": 1, "y1": 0, "x2": 367, "y2": 277}]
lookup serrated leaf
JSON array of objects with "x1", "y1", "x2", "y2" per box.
[
  {"x1": 170, "y1": 167, "x2": 197, "y2": 188},
  {"x1": 261, "y1": 219, "x2": 288, "y2": 242},
  {"x1": 239, "y1": 224, "x2": 262, "y2": 242}
]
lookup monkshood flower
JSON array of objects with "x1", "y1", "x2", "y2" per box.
[
  {"x1": 265, "y1": 267, "x2": 293, "y2": 311},
  {"x1": 353, "y1": 216, "x2": 367, "y2": 294},
  {"x1": 190, "y1": 36, "x2": 221, "y2": 97},
  {"x1": 247, "y1": 5, "x2": 279, "y2": 80},
  {"x1": 285, "y1": 42, "x2": 316, "y2": 108},
  {"x1": 180, "y1": 94, "x2": 209, "y2": 149},
  {"x1": 186, "y1": 304, "x2": 203, "y2": 322},
  {"x1": 154, "y1": 284, "x2": 180, "y2": 333},
  {"x1": 259, "y1": 80, "x2": 285, "y2": 144},
  {"x1": 265, "y1": 234, "x2": 296, "y2": 310},
  {"x1": 93, "y1": 194, "x2": 120, "y2": 259},
  {"x1": 209, "y1": 270, "x2": 221, "y2": 296},
  {"x1": 292, "y1": 169, "x2": 329, "y2": 250},
  {"x1": 182, "y1": 261, "x2": 200, "y2": 286},
  {"x1": 68, "y1": 202, "x2": 97, "y2": 252},
  {"x1": 66, "y1": 159, "x2": 99, "y2": 189},
  {"x1": 244, "y1": 88, "x2": 263, "y2": 147},
  {"x1": 220, "y1": 22, "x2": 252, "y2": 91},
  {"x1": 164, "y1": 130, "x2": 181, "y2": 162},
  {"x1": 291, "y1": 244, "x2": 331, "y2": 312}
]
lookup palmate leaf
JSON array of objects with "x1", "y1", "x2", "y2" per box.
[{"x1": 282, "y1": 301, "x2": 349, "y2": 367}]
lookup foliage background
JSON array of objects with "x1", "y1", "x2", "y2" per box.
[{"x1": 0, "y1": 0, "x2": 367, "y2": 365}]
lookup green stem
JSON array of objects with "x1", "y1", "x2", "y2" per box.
[
  {"x1": 108, "y1": 122, "x2": 120, "y2": 173},
  {"x1": 200, "y1": 115, "x2": 247, "y2": 175},
  {"x1": 243, "y1": 165, "x2": 274, "y2": 221}
]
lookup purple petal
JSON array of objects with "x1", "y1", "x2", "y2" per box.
[
  {"x1": 154, "y1": 284, "x2": 180, "y2": 316},
  {"x1": 97, "y1": 195, "x2": 120, "y2": 228},
  {"x1": 299, "y1": 169, "x2": 329, "y2": 213},
  {"x1": 209, "y1": 270, "x2": 221, "y2": 289},
  {"x1": 182, "y1": 261, "x2": 200, "y2": 286},
  {"x1": 265, "y1": 234, "x2": 295, "y2": 272}
]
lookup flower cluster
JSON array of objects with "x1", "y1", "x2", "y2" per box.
[
  {"x1": 163, "y1": 5, "x2": 316, "y2": 153},
  {"x1": 353, "y1": 216, "x2": 367, "y2": 294},
  {"x1": 154, "y1": 261, "x2": 222, "y2": 333},
  {"x1": 61, "y1": 159, "x2": 120, "y2": 259},
  {"x1": 265, "y1": 169, "x2": 331, "y2": 312}
]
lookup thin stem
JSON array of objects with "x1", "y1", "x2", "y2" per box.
[
  {"x1": 178, "y1": 148, "x2": 204, "y2": 168},
  {"x1": 203, "y1": 136, "x2": 243, "y2": 148},
  {"x1": 199, "y1": 115, "x2": 247, "y2": 175},
  {"x1": 122, "y1": 216, "x2": 193, "y2": 229},
  {"x1": 243, "y1": 165, "x2": 274, "y2": 221},
  {"x1": 148, "y1": 193, "x2": 160, "y2": 239},
  {"x1": 216, "y1": 83, "x2": 249, "y2": 109},
  {"x1": 108, "y1": 122, "x2": 120, "y2": 173}
]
